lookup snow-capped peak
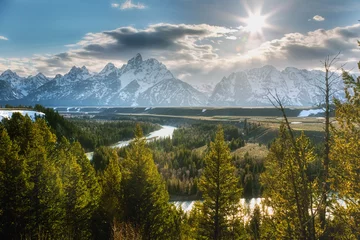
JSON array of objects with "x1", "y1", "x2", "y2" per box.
[
  {"x1": 0, "y1": 69, "x2": 20, "y2": 80},
  {"x1": 67, "y1": 66, "x2": 90, "y2": 77},
  {"x1": 81, "y1": 66, "x2": 89, "y2": 74},
  {"x1": 54, "y1": 74, "x2": 63, "y2": 79},
  {"x1": 127, "y1": 53, "x2": 143, "y2": 67},
  {"x1": 100, "y1": 63, "x2": 117, "y2": 76},
  {"x1": 35, "y1": 72, "x2": 47, "y2": 80}
]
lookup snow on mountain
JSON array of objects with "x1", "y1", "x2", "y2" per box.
[
  {"x1": 0, "y1": 57, "x2": 346, "y2": 107},
  {"x1": 0, "y1": 80, "x2": 23, "y2": 100},
  {"x1": 209, "y1": 66, "x2": 344, "y2": 107},
  {"x1": 191, "y1": 82, "x2": 216, "y2": 97},
  {"x1": 55, "y1": 66, "x2": 92, "y2": 86},
  {"x1": 0, "y1": 69, "x2": 23, "y2": 87},
  {"x1": 0, "y1": 70, "x2": 50, "y2": 97},
  {"x1": 22, "y1": 54, "x2": 183, "y2": 106},
  {"x1": 137, "y1": 78, "x2": 207, "y2": 106},
  {"x1": 118, "y1": 53, "x2": 174, "y2": 93}
]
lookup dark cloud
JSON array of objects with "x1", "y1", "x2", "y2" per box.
[
  {"x1": 77, "y1": 24, "x2": 216, "y2": 59},
  {"x1": 283, "y1": 44, "x2": 330, "y2": 61},
  {"x1": 324, "y1": 38, "x2": 354, "y2": 52},
  {"x1": 335, "y1": 25, "x2": 360, "y2": 39}
]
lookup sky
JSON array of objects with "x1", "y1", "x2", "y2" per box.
[{"x1": 0, "y1": 0, "x2": 359, "y2": 85}]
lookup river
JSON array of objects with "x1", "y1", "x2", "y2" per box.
[
  {"x1": 85, "y1": 125, "x2": 177, "y2": 160},
  {"x1": 173, "y1": 198, "x2": 268, "y2": 218}
]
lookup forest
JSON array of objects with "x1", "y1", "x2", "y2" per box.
[{"x1": 0, "y1": 48, "x2": 359, "y2": 239}]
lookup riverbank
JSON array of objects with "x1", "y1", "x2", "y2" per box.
[{"x1": 86, "y1": 125, "x2": 177, "y2": 160}]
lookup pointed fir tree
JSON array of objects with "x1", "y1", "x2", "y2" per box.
[
  {"x1": 260, "y1": 125, "x2": 319, "y2": 239},
  {"x1": 121, "y1": 124, "x2": 178, "y2": 240},
  {"x1": 198, "y1": 125, "x2": 242, "y2": 240},
  {"x1": 0, "y1": 127, "x2": 29, "y2": 238},
  {"x1": 57, "y1": 138, "x2": 101, "y2": 239},
  {"x1": 96, "y1": 148, "x2": 122, "y2": 239}
]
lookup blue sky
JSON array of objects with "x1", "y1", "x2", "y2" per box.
[{"x1": 0, "y1": 0, "x2": 359, "y2": 83}]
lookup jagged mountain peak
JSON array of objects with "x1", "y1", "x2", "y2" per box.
[
  {"x1": 0, "y1": 69, "x2": 20, "y2": 79},
  {"x1": 54, "y1": 74, "x2": 63, "y2": 79},
  {"x1": 248, "y1": 65, "x2": 277, "y2": 73},
  {"x1": 81, "y1": 66, "x2": 89, "y2": 73},
  {"x1": 68, "y1": 65, "x2": 89, "y2": 74},
  {"x1": 100, "y1": 63, "x2": 117, "y2": 75},
  {"x1": 210, "y1": 66, "x2": 344, "y2": 107},
  {"x1": 34, "y1": 72, "x2": 47, "y2": 79},
  {"x1": 127, "y1": 53, "x2": 143, "y2": 67},
  {"x1": 66, "y1": 66, "x2": 90, "y2": 78}
]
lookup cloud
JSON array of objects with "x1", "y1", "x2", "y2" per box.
[
  {"x1": 226, "y1": 36, "x2": 237, "y2": 40},
  {"x1": 112, "y1": 0, "x2": 146, "y2": 10},
  {"x1": 71, "y1": 23, "x2": 237, "y2": 61},
  {"x1": 0, "y1": 23, "x2": 358, "y2": 85},
  {"x1": 0, "y1": 36, "x2": 8, "y2": 41},
  {"x1": 244, "y1": 24, "x2": 360, "y2": 71},
  {"x1": 313, "y1": 15, "x2": 325, "y2": 21},
  {"x1": 0, "y1": 23, "x2": 237, "y2": 78}
]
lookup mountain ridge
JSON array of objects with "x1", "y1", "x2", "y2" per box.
[{"x1": 0, "y1": 54, "x2": 345, "y2": 107}]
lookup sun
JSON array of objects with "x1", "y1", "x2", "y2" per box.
[{"x1": 245, "y1": 13, "x2": 266, "y2": 33}]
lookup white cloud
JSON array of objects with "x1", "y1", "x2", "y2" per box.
[
  {"x1": 111, "y1": 3, "x2": 120, "y2": 8},
  {"x1": 226, "y1": 36, "x2": 237, "y2": 40},
  {"x1": 0, "y1": 36, "x2": 8, "y2": 41},
  {"x1": 313, "y1": 15, "x2": 325, "y2": 21},
  {"x1": 111, "y1": 0, "x2": 146, "y2": 10},
  {"x1": 1, "y1": 23, "x2": 358, "y2": 84}
]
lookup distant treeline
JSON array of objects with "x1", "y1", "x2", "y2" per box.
[{"x1": 34, "y1": 105, "x2": 160, "y2": 151}]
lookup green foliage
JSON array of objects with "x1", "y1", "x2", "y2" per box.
[
  {"x1": 261, "y1": 125, "x2": 320, "y2": 239},
  {"x1": 121, "y1": 124, "x2": 180, "y2": 239},
  {"x1": 234, "y1": 152, "x2": 264, "y2": 198},
  {"x1": 198, "y1": 125, "x2": 243, "y2": 240},
  {"x1": 247, "y1": 205, "x2": 261, "y2": 240},
  {"x1": 0, "y1": 127, "x2": 29, "y2": 238},
  {"x1": 70, "y1": 119, "x2": 160, "y2": 151},
  {"x1": 146, "y1": 122, "x2": 245, "y2": 198},
  {"x1": 95, "y1": 148, "x2": 122, "y2": 239},
  {"x1": 34, "y1": 104, "x2": 160, "y2": 151},
  {"x1": 329, "y1": 53, "x2": 360, "y2": 238},
  {"x1": 0, "y1": 113, "x2": 100, "y2": 239}
]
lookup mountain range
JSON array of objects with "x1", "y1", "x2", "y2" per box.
[{"x1": 0, "y1": 54, "x2": 344, "y2": 107}]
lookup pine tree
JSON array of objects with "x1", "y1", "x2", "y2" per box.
[
  {"x1": 198, "y1": 125, "x2": 242, "y2": 240},
  {"x1": 96, "y1": 148, "x2": 122, "y2": 239},
  {"x1": 25, "y1": 118, "x2": 64, "y2": 238},
  {"x1": 329, "y1": 45, "x2": 360, "y2": 238},
  {"x1": 1, "y1": 115, "x2": 64, "y2": 238},
  {"x1": 0, "y1": 128, "x2": 29, "y2": 238},
  {"x1": 121, "y1": 124, "x2": 178, "y2": 240},
  {"x1": 260, "y1": 125, "x2": 319, "y2": 239},
  {"x1": 57, "y1": 138, "x2": 101, "y2": 239}
]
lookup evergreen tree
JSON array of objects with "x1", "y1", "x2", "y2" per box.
[
  {"x1": 25, "y1": 118, "x2": 64, "y2": 238},
  {"x1": 121, "y1": 124, "x2": 178, "y2": 240},
  {"x1": 198, "y1": 125, "x2": 242, "y2": 240},
  {"x1": 0, "y1": 128, "x2": 29, "y2": 238},
  {"x1": 330, "y1": 46, "x2": 360, "y2": 238},
  {"x1": 260, "y1": 125, "x2": 319, "y2": 239},
  {"x1": 57, "y1": 139, "x2": 101, "y2": 239},
  {"x1": 96, "y1": 149, "x2": 122, "y2": 239},
  {"x1": 248, "y1": 205, "x2": 261, "y2": 240}
]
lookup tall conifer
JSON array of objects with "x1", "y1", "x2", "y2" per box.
[{"x1": 198, "y1": 125, "x2": 242, "y2": 240}]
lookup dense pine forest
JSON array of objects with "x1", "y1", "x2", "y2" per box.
[{"x1": 0, "y1": 48, "x2": 359, "y2": 239}]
